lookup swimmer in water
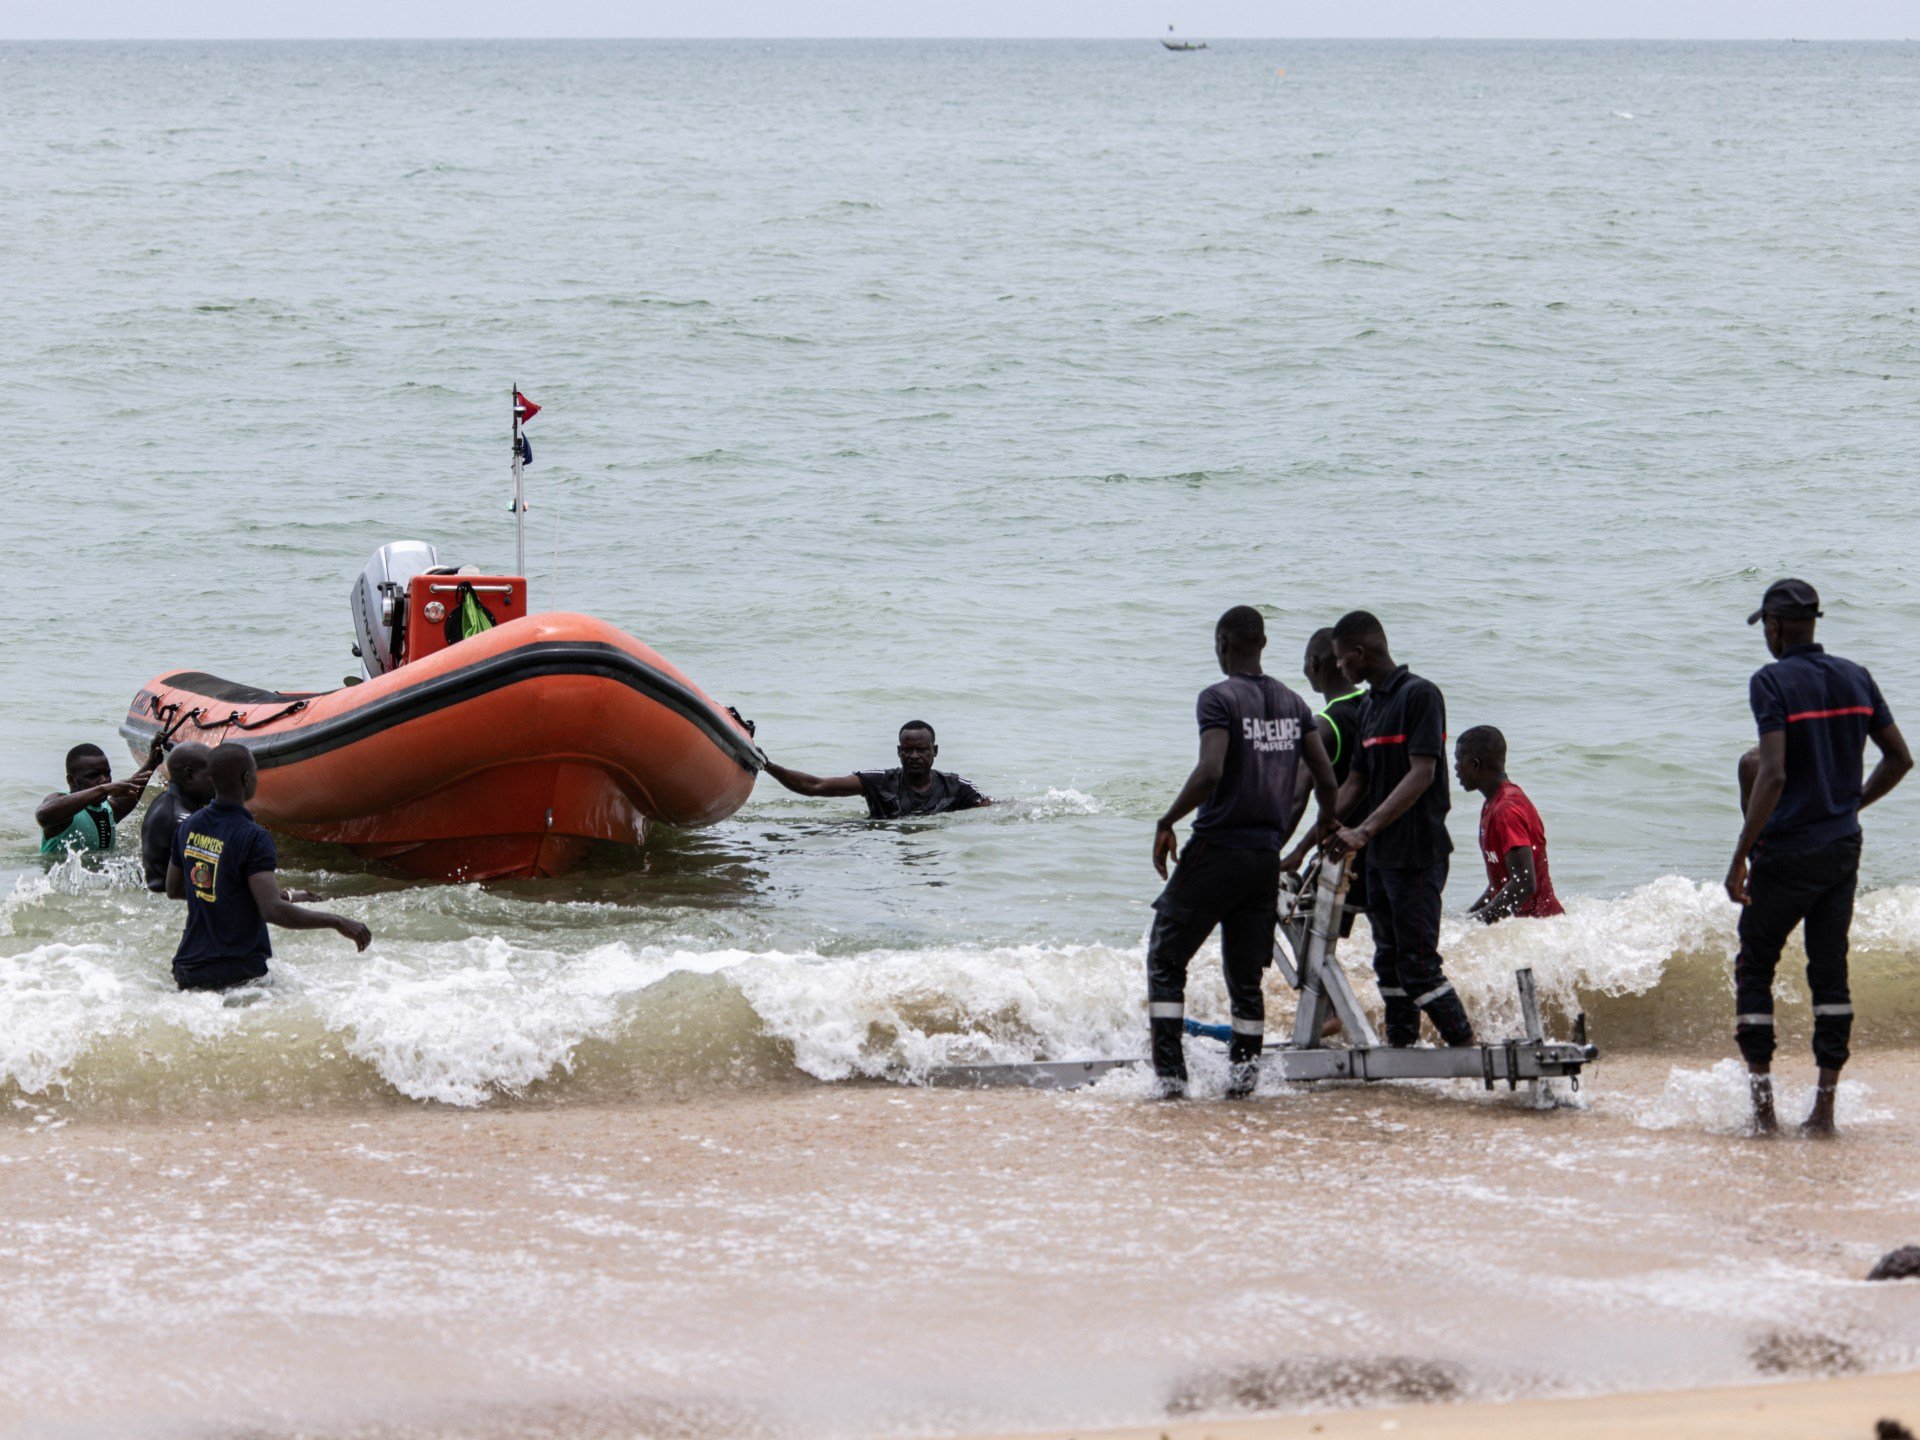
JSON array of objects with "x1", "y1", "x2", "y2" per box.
[
  {"x1": 38, "y1": 736, "x2": 164, "y2": 858},
  {"x1": 762, "y1": 721, "x2": 992, "y2": 818}
]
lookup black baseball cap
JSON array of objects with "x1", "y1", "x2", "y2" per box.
[{"x1": 1747, "y1": 578, "x2": 1823, "y2": 625}]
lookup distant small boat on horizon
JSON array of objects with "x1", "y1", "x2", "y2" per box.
[{"x1": 1162, "y1": 25, "x2": 1208, "y2": 51}]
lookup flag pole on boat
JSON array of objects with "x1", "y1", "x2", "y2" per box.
[{"x1": 511, "y1": 386, "x2": 541, "y2": 575}]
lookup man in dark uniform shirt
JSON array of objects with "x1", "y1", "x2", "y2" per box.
[
  {"x1": 1325, "y1": 610, "x2": 1476, "y2": 1048},
  {"x1": 1283, "y1": 627, "x2": 1368, "y2": 934},
  {"x1": 141, "y1": 742, "x2": 215, "y2": 892},
  {"x1": 763, "y1": 721, "x2": 992, "y2": 819},
  {"x1": 1147, "y1": 606, "x2": 1340, "y2": 1098},
  {"x1": 1727, "y1": 579, "x2": 1910, "y2": 1136},
  {"x1": 165, "y1": 745, "x2": 372, "y2": 991}
]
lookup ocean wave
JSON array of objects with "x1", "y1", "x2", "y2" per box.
[{"x1": 3, "y1": 867, "x2": 1918, "y2": 1112}]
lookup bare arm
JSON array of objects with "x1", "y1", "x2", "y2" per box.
[
  {"x1": 1333, "y1": 754, "x2": 1438, "y2": 855},
  {"x1": 246, "y1": 872, "x2": 372, "y2": 950},
  {"x1": 107, "y1": 748, "x2": 163, "y2": 820},
  {"x1": 1861, "y1": 722, "x2": 1913, "y2": 811},
  {"x1": 1288, "y1": 715, "x2": 1335, "y2": 826},
  {"x1": 1287, "y1": 728, "x2": 1341, "y2": 854},
  {"x1": 1726, "y1": 730, "x2": 1787, "y2": 904},
  {"x1": 37, "y1": 782, "x2": 139, "y2": 835},
  {"x1": 762, "y1": 760, "x2": 864, "y2": 799},
  {"x1": 1289, "y1": 767, "x2": 1366, "y2": 870},
  {"x1": 1153, "y1": 728, "x2": 1229, "y2": 879},
  {"x1": 1470, "y1": 845, "x2": 1537, "y2": 925},
  {"x1": 166, "y1": 859, "x2": 185, "y2": 901}
]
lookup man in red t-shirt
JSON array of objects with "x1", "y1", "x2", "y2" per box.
[{"x1": 1454, "y1": 726, "x2": 1563, "y2": 923}]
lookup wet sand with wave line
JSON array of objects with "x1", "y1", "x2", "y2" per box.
[{"x1": 4, "y1": 1051, "x2": 1917, "y2": 1438}]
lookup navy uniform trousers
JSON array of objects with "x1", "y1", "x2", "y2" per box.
[
  {"x1": 1367, "y1": 860, "x2": 1475, "y2": 1047},
  {"x1": 1735, "y1": 834, "x2": 1859, "y2": 1071},
  {"x1": 1144, "y1": 841, "x2": 1278, "y2": 1081}
]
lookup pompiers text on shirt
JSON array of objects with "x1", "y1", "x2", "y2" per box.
[{"x1": 1243, "y1": 716, "x2": 1302, "y2": 752}]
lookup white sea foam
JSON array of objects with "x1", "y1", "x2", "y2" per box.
[
  {"x1": 1637, "y1": 1057, "x2": 1889, "y2": 1134},
  {"x1": 1, "y1": 874, "x2": 1917, "y2": 1109}
]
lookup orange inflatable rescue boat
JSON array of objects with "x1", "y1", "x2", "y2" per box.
[{"x1": 120, "y1": 542, "x2": 763, "y2": 881}]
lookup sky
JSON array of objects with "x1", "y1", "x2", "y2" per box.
[{"x1": 2, "y1": 1, "x2": 1915, "y2": 41}]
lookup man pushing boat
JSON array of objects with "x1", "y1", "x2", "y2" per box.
[
  {"x1": 165, "y1": 744, "x2": 372, "y2": 992},
  {"x1": 37, "y1": 736, "x2": 165, "y2": 859},
  {"x1": 763, "y1": 722, "x2": 992, "y2": 818}
]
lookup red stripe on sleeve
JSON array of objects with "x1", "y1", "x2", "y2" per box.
[
  {"x1": 1362, "y1": 735, "x2": 1407, "y2": 748},
  {"x1": 1785, "y1": 706, "x2": 1875, "y2": 723}
]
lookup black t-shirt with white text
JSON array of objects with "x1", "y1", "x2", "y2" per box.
[
  {"x1": 1191, "y1": 673, "x2": 1315, "y2": 850},
  {"x1": 856, "y1": 769, "x2": 990, "y2": 819}
]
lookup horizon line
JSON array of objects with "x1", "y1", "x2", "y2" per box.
[{"x1": 4, "y1": 33, "x2": 1912, "y2": 42}]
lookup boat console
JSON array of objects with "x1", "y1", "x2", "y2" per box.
[{"x1": 351, "y1": 542, "x2": 529, "y2": 676}]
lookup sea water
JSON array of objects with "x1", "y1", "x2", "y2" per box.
[{"x1": 2, "y1": 38, "x2": 1919, "y2": 1436}]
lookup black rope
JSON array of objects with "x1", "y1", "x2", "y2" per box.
[{"x1": 149, "y1": 693, "x2": 308, "y2": 735}]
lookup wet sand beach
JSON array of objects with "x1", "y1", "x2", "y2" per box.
[
  {"x1": 966, "y1": 1369, "x2": 1920, "y2": 1440},
  {"x1": 5, "y1": 1052, "x2": 1917, "y2": 1438}
]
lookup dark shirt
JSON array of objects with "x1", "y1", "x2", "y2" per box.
[
  {"x1": 855, "y1": 768, "x2": 990, "y2": 820},
  {"x1": 1317, "y1": 688, "x2": 1367, "y2": 785},
  {"x1": 170, "y1": 801, "x2": 277, "y2": 983},
  {"x1": 141, "y1": 785, "x2": 195, "y2": 893},
  {"x1": 1191, "y1": 673, "x2": 1314, "y2": 850},
  {"x1": 1352, "y1": 665, "x2": 1452, "y2": 870},
  {"x1": 1750, "y1": 642, "x2": 1893, "y2": 854},
  {"x1": 1316, "y1": 688, "x2": 1369, "y2": 895}
]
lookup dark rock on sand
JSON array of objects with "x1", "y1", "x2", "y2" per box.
[
  {"x1": 1166, "y1": 1356, "x2": 1462, "y2": 1416},
  {"x1": 1868, "y1": 1246, "x2": 1920, "y2": 1281},
  {"x1": 1748, "y1": 1327, "x2": 1863, "y2": 1377}
]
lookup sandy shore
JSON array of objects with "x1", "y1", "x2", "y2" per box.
[
  {"x1": 966, "y1": 1369, "x2": 1920, "y2": 1439},
  {"x1": 4, "y1": 1052, "x2": 1918, "y2": 1438}
]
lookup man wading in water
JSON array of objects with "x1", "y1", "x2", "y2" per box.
[
  {"x1": 141, "y1": 742, "x2": 214, "y2": 892},
  {"x1": 1325, "y1": 610, "x2": 1477, "y2": 1048},
  {"x1": 1147, "y1": 607, "x2": 1339, "y2": 1099},
  {"x1": 1727, "y1": 579, "x2": 1910, "y2": 1136},
  {"x1": 37, "y1": 737, "x2": 164, "y2": 858},
  {"x1": 166, "y1": 745, "x2": 372, "y2": 992},
  {"x1": 763, "y1": 722, "x2": 991, "y2": 818}
]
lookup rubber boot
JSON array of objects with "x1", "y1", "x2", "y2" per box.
[
  {"x1": 1424, "y1": 991, "x2": 1475, "y2": 1047},
  {"x1": 1225, "y1": 1024, "x2": 1262, "y2": 1099},
  {"x1": 1381, "y1": 990, "x2": 1421, "y2": 1047},
  {"x1": 1150, "y1": 1016, "x2": 1188, "y2": 1097}
]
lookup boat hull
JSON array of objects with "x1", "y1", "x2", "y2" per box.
[{"x1": 121, "y1": 613, "x2": 762, "y2": 882}]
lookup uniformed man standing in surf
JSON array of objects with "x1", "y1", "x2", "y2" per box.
[
  {"x1": 1727, "y1": 579, "x2": 1910, "y2": 1136},
  {"x1": 1148, "y1": 606, "x2": 1340, "y2": 1099},
  {"x1": 1325, "y1": 610, "x2": 1477, "y2": 1048}
]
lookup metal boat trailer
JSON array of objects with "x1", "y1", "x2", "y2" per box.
[{"x1": 926, "y1": 854, "x2": 1598, "y2": 1102}]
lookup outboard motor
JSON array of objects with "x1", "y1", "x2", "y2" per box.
[{"x1": 351, "y1": 541, "x2": 440, "y2": 677}]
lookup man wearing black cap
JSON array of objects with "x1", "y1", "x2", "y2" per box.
[{"x1": 1727, "y1": 578, "x2": 1910, "y2": 1136}]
